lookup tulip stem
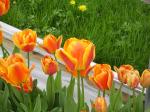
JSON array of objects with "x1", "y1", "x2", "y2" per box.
[
  {"x1": 1, "y1": 45, "x2": 5, "y2": 58},
  {"x1": 142, "y1": 87, "x2": 145, "y2": 112},
  {"x1": 98, "y1": 90, "x2": 101, "y2": 97},
  {"x1": 27, "y1": 52, "x2": 30, "y2": 68},
  {"x1": 132, "y1": 89, "x2": 135, "y2": 112},
  {"x1": 77, "y1": 71, "x2": 81, "y2": 112},
  {"x1": 81, "y1": 77, "x2": 85, "y2": 108},
  {"x1": 54, "y1": 54, "x2": 57, "y2": 61},
  {"x1": 1, "y1": 44, "x2": 9, "y2": 58},
  {"x1": 113, "y1": 83, "x2": 123, "y2": 111},
  {"x1": 103, "y1": 90, "x2": 105, "y2": 97}
]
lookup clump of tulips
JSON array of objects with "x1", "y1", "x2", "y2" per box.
[{"x1": 1, "y1": 1, "x2": 150, "y2": 112}]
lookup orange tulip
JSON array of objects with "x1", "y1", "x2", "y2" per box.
[
  {"x1": 41, "y1": 55, "x2": 58, "y2": 75},
  {"x1": 17, "y1": 77, "x2": 33, "y2": 92},
  {"x1": 90, "y1": 64, "x2": 113, "y2": 91},
  {"x1": 140, "y1": 69, "x2": 150, "y2": 88},
  {"x1": 127, "y1": 70, "x2": 140, "y2": 89},
  {"x1": 114, "y1": 65, "x2": 134, "y2": 84},
  {"x1": 0, "y1": 58, "x2": 7, "y2": 77},
  {"x1": 13, "y1": 29, "x2": 37, "y2": 52},
  {"x1": 56, "y1": 38, "x2": 95, "y2": 74},
  {"x1": 7, "y1": 62, "x2": 32, "y2": 85},
  {"x1": 0, "y1": 0, "x2": 10, "y2": 16},
  {"x1": 40, "y1": 34, "x2": 62, "y2": 54},
  {"x1": 0, "y1": 54, "x2": 34, "y2": 92},
  {"x1": 6, "y1": 53, "x2": 25, "y2": 65},
  {"x1": 0, "y1": 29, "x2": 3, "y2": 45},
  {"x1": 92, "y1": 97, "x2": 107, "y2": 112}
]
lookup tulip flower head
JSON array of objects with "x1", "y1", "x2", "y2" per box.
[
  {"x1": 0, "y1": 54, "x2": 34, "y2": 92},
  {"x1": 13, "y1": 29, "x2": 37, "y2": 52},
  {"x1": 140, "y1": 69, "x2": 150, "y2": 88},
  {"x1": 41, "y1": 55, "x2": 58, "y2": 76},
  {"x1": 56, "y1": 38, "x2": 95, "y2": 76},
  {"x1": 6, "y1": 53, "x2": 25, "y2": 65},
  {"x1": 92, "y1": 97, "x2": 107, "y2": 112},
  {"x1": 0, "y1": 0, "x2": 10, "y2": 16},
  {"x1": 114, "y1": 65, "x2": 134, "y2": 84},
  {"x1": 40, "y1": 34, "x2": 62, "y2": 54},
  {"x1": 127, "y1": 70, "x2": 140, "y2": 89},
  {"x1": 90, "y1": 64, "x2": 113, "y2": 91}
]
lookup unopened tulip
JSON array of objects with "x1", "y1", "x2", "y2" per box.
[
  {"x1": 41, "y1": 55, "x2": 58, "y2": 75},
  {"x1": 13, "y1": 29, "x2": 37, "y2": 52},
  {"x1": 114, "y1": 65, "x2": 134, "y2": 84},
  {"x1": 92, "y1": 97, "x2": 107, "y2": 112},
  {"x1": 90, "y1": 64, "x2": 113, "y2": 91},
  {"x1": 56, "y1": 38, "x2": 95, "y2": 74},
  {"x1": 127, "y1": 70, "x2": 140, "y2": 89},
  {"x1": 0, "y1": 0, "x2": 10, "y2": 16},
  {"x1": 40, "y1": 34, "x2": 62, "y2": 54},
  {"x1": 140, "y1": 69, "x2": 150, "y2": 88}
]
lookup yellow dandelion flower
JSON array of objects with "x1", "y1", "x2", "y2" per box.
[
  {"x1": 78, "y1": 5, "x2": 87, "y2": 12},
  {"x1": 70, "y1": 0, "x2": 76, "y2": 5},
  {"x1": 13, "y1": 0, "x2": 17, "y2": 4}
]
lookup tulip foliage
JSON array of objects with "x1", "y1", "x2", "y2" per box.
[{"x1": 1, "y1": 2, "x2": 150, "y2": 112}]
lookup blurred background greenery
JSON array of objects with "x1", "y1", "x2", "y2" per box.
[{"x1": 1, "y1": 0, "x2": 150, "y2": 73}]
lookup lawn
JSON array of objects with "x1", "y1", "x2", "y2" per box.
[{"x1": 1, "y1": 0, "x2": 150, "y2": 72}]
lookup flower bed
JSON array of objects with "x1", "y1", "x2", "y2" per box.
[
  {"x1": 1, "y1": 1, "x2": 150, "y2": 112},
  {"x1": 0, "y1": 21, "x2": 150, "y2": 112}
]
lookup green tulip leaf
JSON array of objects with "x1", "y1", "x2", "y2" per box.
[
  {"x1": 55, "y1": 71, "x2": 62, "y2": 92},
  {"x1": 12, "y1": 46, "x2": 20, "y2": 54},
  {"x1": 33, "y1": 95, "x2": 41, "y2": 112},
  {"x1": 47, "y1": 76, "x2": 55, "y2": 109}
]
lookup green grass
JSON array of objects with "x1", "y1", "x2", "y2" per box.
[{"x1": 1, "y1": 0, "x2": 150, "y2": 73}]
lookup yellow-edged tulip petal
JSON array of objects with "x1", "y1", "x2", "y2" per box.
[
  {"x1": 56, "y1": 49, "x2": 77, "y2": 71},
  {"x1": 140, "y1": 69, "x2": 150, "y2": 88}
]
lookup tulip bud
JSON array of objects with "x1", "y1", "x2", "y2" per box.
[
  {"x1": 90, "y1": 64, "x2": 113, "y2": 91},
  {"x1": 140, "y1": 69, "x2": 150, "y2": 88},
  {"x1": 41, "y1": 55, "x2": 58, "y2": 75},
  {"x1": 114, "y1": 65, "x2": 134, "y2": 84},
  {"x1": 13, "y1": 29, "x2": 37, "y2": 52},
  {"x1": 92, "y1": 97, "x2": 107, "y2": 112},
  {"x1": 127, "y1": 70, "x2": 140, "y2": 89},
  {"x1": 40, "y1": 34, "x2": 62, "y2": 54}
]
